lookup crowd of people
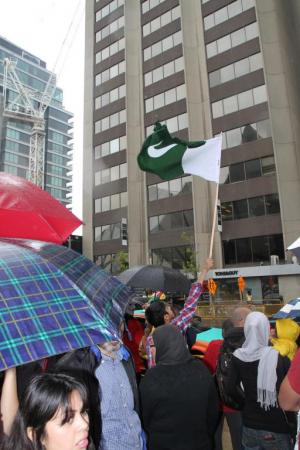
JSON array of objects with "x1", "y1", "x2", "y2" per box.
[{"x1": 0, "y1": 258, "x2": 300, "y2": 450}]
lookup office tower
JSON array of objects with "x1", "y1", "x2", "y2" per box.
[
  {"x1": 83, "y1": 0, "x2": 300, "y2": 301},
  {"x1": 0, "y1": 36, "x2": 73, "y2": 208}
]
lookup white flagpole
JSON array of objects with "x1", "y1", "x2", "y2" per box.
[
  {"x1": 208, "y1": 133, "x2": 222, "y2": 259},
  {"x1": 209, "y1": 182, "x2": 219, "y2": 259}
]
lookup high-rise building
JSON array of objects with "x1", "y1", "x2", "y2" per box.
[
  {"x1": 0, "y1": 36, "x2": 73, "y2": 208},
  {"x1": 83, "y1": 0, "x2": 300, "y2": 301}
]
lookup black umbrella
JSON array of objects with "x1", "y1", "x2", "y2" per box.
[{"x1": 117, "y1": 265, "x2": 191, "y2": 295}]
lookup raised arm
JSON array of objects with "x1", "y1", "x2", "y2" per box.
[
  {"x1": 1, "y1": 367, "x2": 19, "y2": 435},
  {"x1": 172, "y1": 258, "x2": 213, "y2": 333}
]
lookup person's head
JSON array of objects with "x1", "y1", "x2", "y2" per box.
[
  {"x1": 6, "y1": 373, "x2": 91, "y2": 450},
  {"x1": 221, "y1": 319, "x2": 234, "y2": 339},
  {"x1": 99, "y1": 340, "x2": 121, "y2": 356},
  {"x1": 275, "y1": 318, "x2": 300, "y2": 343},
  {"x1": 231, "y1": 306, "x2": 251, "y2": 327},
  {"x1": 145, "y1": 301, "x2": 175, "y2": 327},
  {"x1": 152, "y1": 324, "x2": 192, "y2": 365},
  {"x1": 244, "y1": 311, "x2": 270, "y2": 348}
]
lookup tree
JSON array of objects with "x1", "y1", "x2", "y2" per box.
[
  {"x1": 112, "y1": 250, "x2": 129, "y2": 274},
  {"x1": 181, "y1": 232, "x2": 197, "y2": 276}
]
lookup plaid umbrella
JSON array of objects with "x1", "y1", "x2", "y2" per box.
[
  {"x1": 272, "y1": 298, "x2": 300, "y2": 320},
  {"x1": 0, "y1": 239, "x2": 132, "y2": 370}
]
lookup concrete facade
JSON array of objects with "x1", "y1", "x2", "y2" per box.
[{"x1": 83, "y1": 0, "x2": 300, "y2": 300}]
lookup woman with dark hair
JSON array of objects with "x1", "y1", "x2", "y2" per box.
[
  {"x1": 139, "y1": 324, "x2": 219, "y2": 450},
  {"x1": 1, "y1": 372, "x2": 94, "y2": 450}
]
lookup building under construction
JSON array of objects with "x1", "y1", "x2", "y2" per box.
[{"x1": 0, "y1": 36, "x2": 74, "y2": 208}]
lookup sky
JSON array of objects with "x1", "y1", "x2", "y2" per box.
[{"x1": 0, "y1": 0, "x2": 85, "y2": 230}]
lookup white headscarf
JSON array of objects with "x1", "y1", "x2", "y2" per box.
[{"x1": 234, "y1": 311, "x2": 279, "y2": 410}]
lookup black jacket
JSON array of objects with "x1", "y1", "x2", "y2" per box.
[
  {"x1": 226, "y1": 354, "x2": 296, "y2": 434},
  {"x1": 140, "y1": 359, "x2": 219, "y2": 450},
  {"x1": 215, "y1": 327, "x2": 245, "y2": 409}
]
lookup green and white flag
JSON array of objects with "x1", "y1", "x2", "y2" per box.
[{"x1": 138, "y1": 122, "x2": 222, "y2": 183}]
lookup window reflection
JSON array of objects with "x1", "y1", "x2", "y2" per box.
[
  {"x1": 221, "y1": 194, "x2": 280, "y2": 221},
  {"x1": 152, "y1": 245, "x2": 194, "y2": 270},
  {"x1": 223, "y1": 234, "x2": 284, "y2": 264},
  {"x1": 148, "y1": 176, "x2": 192, "y2": 201},
  {"x1": 221, "y1": 156, "x2": 276, "y2": 185},
  {"x1": 149, "y1": 210, "x2": 194, "y2": 233}
]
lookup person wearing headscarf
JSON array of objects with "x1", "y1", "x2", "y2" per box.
[
  {"x1": 271, "y1": 318, "x2": 300, "y2": 360},
  {"x1": 226, "y1": 311, "x2": 296, "y2": 450},
  {"x1": 139, "y1": 324, "x2": 219, "y2": 450}
]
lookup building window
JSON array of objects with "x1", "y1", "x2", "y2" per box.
[
  {"x1": 149, "y1": 209, "x2": 194, "y2": 233},
  {"x1": 143, "y1": 5, "x2": 181, "y2": 36},
  {"x1": 145, "y1": 56, "x2": 184, "y2": 86},
  {"x1": 145, "y1": 112, "x2": 188, "y2": 136},
  {"x1": 95, "y1": 85, "x2": 126, "y2": 110},
  {"x1": 221, "y1": 194, "x2": 280, "y2": 221},
  {"x1": 94, "y1": 223, "x2": 121, "y2": 241},
  {"x1": 212, "y1": 85, "x2": 267, "y2": 119},
  {"x1": 148, "y1": 175, "x2": 192, "y2": 201},
  {"x1": 95, "y1": 110, "x2": 126, "y2": 134},
  {"x1": 152, "y1": 245, "x2": 194, "y2": 270},
  {"x1": 220, "y1": 155, "x2": 276, "y2": 185},
  {"x1": 219, "y1": 119, "x2": 271, "y2": 150},
  {"x1": 144, "y1": 31, "x2": 182, "y2": 61},
  {"x1": 94, "y1": 163, "x2": 127, "y2": 186},
  {"x1": 96, "y1": 38, "x2": 125, "y2": 64},
  {"x1": 142, "y1": 0, "x2": 165, "y2": 14},
  {"x1": 95, "y1": 16, "x2": 124, "y2": 42},
  {"x1": 95, "y1": 0, "x2": 124, "y2": 22},
  {"x1": 95, "y1": 135, "x2": 126, "y2": 159},
  {"x1": 95, "y1": 60, "x2": 125, "y2": 86},
  {"x1": 223, "y1": 234, "x2": 284, "y2": 265},
  {"x1": 206, "y1": 22, "x2": 259, "y2": 58},
  {"x1": 145, "y1": 84, "x2": 186, "y2": 113}
]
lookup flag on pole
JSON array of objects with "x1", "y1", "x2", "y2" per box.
[{"x1": 138, "y1": 122, "x2": 222, "y2": 182}]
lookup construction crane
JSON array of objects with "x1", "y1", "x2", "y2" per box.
[
  {"x1": 2, "y1": 0, "x2": 83, "y2": 188},
  {"x1": 3, "y1": 58, "x2": 57, "y2": 187}
]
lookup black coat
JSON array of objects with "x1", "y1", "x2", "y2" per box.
[
  {"x1": 140, "y1": 359, "x2": 219, "y2": 450},
  {"x1": 226, "y1": 354, "x2": 296, "y2": 434}
]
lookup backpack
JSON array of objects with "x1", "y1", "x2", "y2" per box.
[{"x1": 215, "y1": 349, "x2": 244, "y2": 410}]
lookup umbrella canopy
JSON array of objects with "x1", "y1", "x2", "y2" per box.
[
  {"x1": 0, "y1": 239, "x2": 132, "y2": 370},
  {"x1": 0, "y1": 172, "x2": 82, "y2": 244},
  {"x1": 196, "y1": 328, "x2": 223, "y2": 343},
  {"x1": 117, "y1": 264, "x2": 191, "y2": 295},
  {"x1": 272, "y1": 298, "x2": 300, "y2": 319},
  {"x1": 287, "y1": 237, "x2": 300, "y2": 260}
]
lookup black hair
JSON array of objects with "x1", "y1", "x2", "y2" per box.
[
  {"x1": 145, "y1": 301, "x2": 167, "y2": 327},
  {"x1": 221, "y1": 319, "x2": 234, "y2": 338},
  {"x1": 1, "y1": 373, "x2": 94, "y2": 450}
]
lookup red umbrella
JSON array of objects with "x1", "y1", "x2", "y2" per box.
[{"x1": 0, "y1": 172, "x2": 82, "y2": 244}]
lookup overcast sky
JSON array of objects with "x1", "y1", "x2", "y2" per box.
[{"x1": 0, "y1": 0, "x2": 85, "y2": 229}]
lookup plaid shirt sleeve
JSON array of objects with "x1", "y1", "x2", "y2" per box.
[
  {"x1": 171, "y1": 282, "x2": 202, "y2": 334},
  {"x1": 146, "y1": 282, "x2": 203, "y2": 368}
]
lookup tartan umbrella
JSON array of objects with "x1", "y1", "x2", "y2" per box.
[
  {"x1": 0, "y1": 172, "x2": 82, "y2": 244},
  {"x1": 0, "y1": 239, "x2": 132, "y2": 371},
  {"x1": 272, "y1": 298, "x2": 300, "y2": 320}
]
